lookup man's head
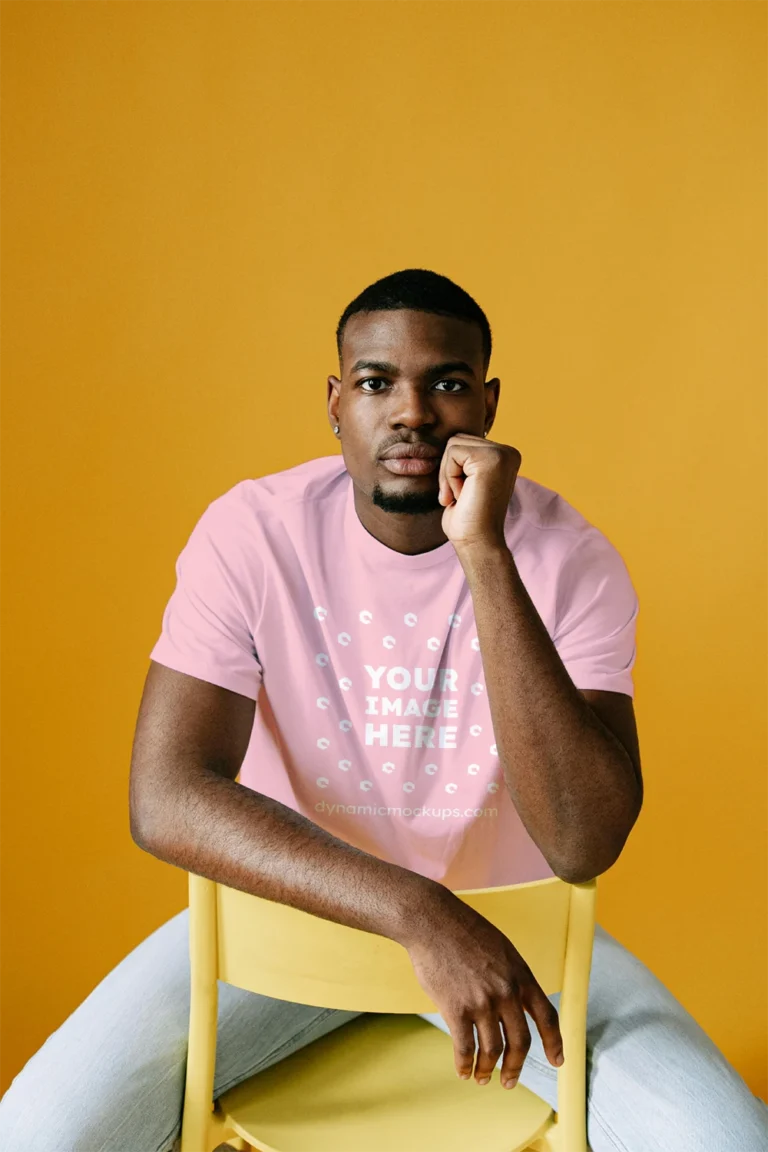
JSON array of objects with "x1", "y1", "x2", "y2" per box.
[{"x1": 327, "y1": 269, "x2": 500, "y2": 519}]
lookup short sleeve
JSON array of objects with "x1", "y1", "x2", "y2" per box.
[
  {"x1": 553, "y1": 532, "x2": 639, "y2": 698},
  {"x1": 149, "y1": 499, "x2": 263, "y2": 701}
]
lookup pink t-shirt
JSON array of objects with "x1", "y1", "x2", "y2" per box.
[{"x1": 149, "y1": 455, "x2": 638, "y2": 890}]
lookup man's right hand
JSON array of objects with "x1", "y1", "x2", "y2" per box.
[{"x1": 403, "y1": 889, "x2": 564, "y2": 1089}]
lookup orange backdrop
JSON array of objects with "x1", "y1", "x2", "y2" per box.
[{"x1": 1, "y1": 0, "x2": 766, "y2": 1100}]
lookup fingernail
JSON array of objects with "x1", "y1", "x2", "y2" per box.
[
  {"x1": 458, "y1": 1072, "x2": 470, "y2": 1079},
  {"x1": 477, "y1": 1076, "x2": 490, "y2": 1085},
  {"x1": 503, "y1": 1078, "x2": 517, "y2": 1089},
  {"x1": 555, "y1": 1052, "x2": 564, "y2": 1066}
]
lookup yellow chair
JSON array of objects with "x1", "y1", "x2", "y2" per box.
[{"x1": 180, "y1": 872, "x2": 597, "y2": 1152}]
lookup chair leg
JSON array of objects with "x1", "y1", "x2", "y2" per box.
[
  {"x1": 526, "y1": 1126, "x2": 593, "y2": 1152},
  {"x1": 205, "y1": 1101, "x2": 253, "y2": 1152}
]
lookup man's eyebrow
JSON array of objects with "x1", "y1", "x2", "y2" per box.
[{"x1": 349, "y1": 359, "x2": 477, "y2": 377}]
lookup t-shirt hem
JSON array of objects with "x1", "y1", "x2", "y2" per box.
[
  {"x1": 570, "y1": 674, "x2": 634, "y2": 698},
  {"x1": 148, "y1": 649, "x2": 261, "y2": 701}
]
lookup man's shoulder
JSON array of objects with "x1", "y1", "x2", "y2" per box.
[
  {"x1": 207, "y1": 454, "x2": 347, "y2": 520},
  {"x1": 511, "y1": 474, "x2": 630, "y2": 574},
  {"x1": 512, "y1": 474, "x2": 595, "y2": 538},
  {"x1": 512, "y1": 477, "x2": 637, "y2": 636}
]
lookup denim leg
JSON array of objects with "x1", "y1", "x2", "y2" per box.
[
  {"x1": 419, "y1": 922, "x2": 768, "y2": 1152},
  {"x1": 4, "y1": 906, "x2": 765, "y2": 1152},
  {"x1": 0, "y1": 907, "x2": 362, "y2": 1152}
]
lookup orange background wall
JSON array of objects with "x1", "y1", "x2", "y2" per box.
[{"x1": 2, "y1": 1, "x2": 766, "y2": 1100}]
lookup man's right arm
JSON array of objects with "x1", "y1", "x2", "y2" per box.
[
  {"x1": 129, "y1": 660, "x2": 448, "y2": 949},
  {"x1": 130, "y1": 659, "x2": 567, "y2": 1087}
]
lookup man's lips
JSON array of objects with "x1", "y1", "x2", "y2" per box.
[
  {"x1": 379, "y1": 456, "x2": 440, "y2": 475},
  {"x1": 380, "y1": 444, "x2": 441, "y2": 459}
]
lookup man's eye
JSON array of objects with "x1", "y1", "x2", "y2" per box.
[{"x1": 358, "y1": 378, "x2": 464, "y2": 392}]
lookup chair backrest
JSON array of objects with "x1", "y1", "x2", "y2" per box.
[
  {"x1": 189, "y1": 872, "x2": 597, "y2": 1015},
  {"x1": 184, "y1": 873, "x2": 597, "y2": 1152}
]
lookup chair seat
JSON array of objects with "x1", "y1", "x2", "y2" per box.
[{"x1": 216, "y1": 1012, "x2": 557, "y2": 1152}]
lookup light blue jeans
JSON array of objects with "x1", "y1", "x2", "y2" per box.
[{"x1": 0, "y1": 908, "x2": 765, "y2": 1152}]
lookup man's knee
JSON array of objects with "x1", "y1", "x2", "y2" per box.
[{"x1": 0, "y1": 1036, "x2": 187, "y2": 1152}]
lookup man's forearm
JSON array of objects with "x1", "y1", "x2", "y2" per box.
[
  {"x1": 457, "y1": 542, "x2": 641, "y2": 882},
  {"x1": 133, "y1": 766, "x2": 448, "y2": 948}
]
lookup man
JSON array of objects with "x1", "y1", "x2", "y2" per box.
[{"x1": 0, "y1": 269, "x2": 764, "y2": 1152}]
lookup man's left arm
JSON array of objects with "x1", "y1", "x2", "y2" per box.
[{"x1": 458, "y1": 541, "x2": 643, "y2": 884}]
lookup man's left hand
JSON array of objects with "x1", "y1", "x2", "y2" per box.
[{"x1": 438, "y1": 433, "x2": 522, "y2": 552}]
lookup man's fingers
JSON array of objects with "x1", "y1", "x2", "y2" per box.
[
  {"x1": 449, "y1": 981, "x2": 561, "y2": 1088},
  {"x1": 473, "y1": 1014, "x2": 505, "y2": 1084},
  {"x1": 526, "y1": 984, "x2": 564, "y2": 1068},
  {"x1": 498, "y1": 1003, "x2": 531, "y2": 1088},
  {"x1": 451, "y1": 1016, "x2": 477, "y2": 1080}
]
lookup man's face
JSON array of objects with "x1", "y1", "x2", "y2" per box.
[{"x1": 327, "y1": 309, "x2": 499, "y2": 516}]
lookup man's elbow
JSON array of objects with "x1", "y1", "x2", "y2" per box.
[
  {"x1": 555, "y1": 799, "x2": 643, "y2": 885},
  {"x1": 130, "y1": 805, "x2": 161, "y2": 854},
  {"x1": 554, "y1": 849, "x2": 618, "y2": 885},
  {"x1": 129, "y1": 776, "x2": 169, "y2": 854},
  {"x1": 554, "y1": 859, "x2": 603, "y2": 885}
]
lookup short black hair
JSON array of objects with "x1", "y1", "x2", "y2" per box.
[{"x1": 336, "y1": 268, "x2": 492, "y2": 375}]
